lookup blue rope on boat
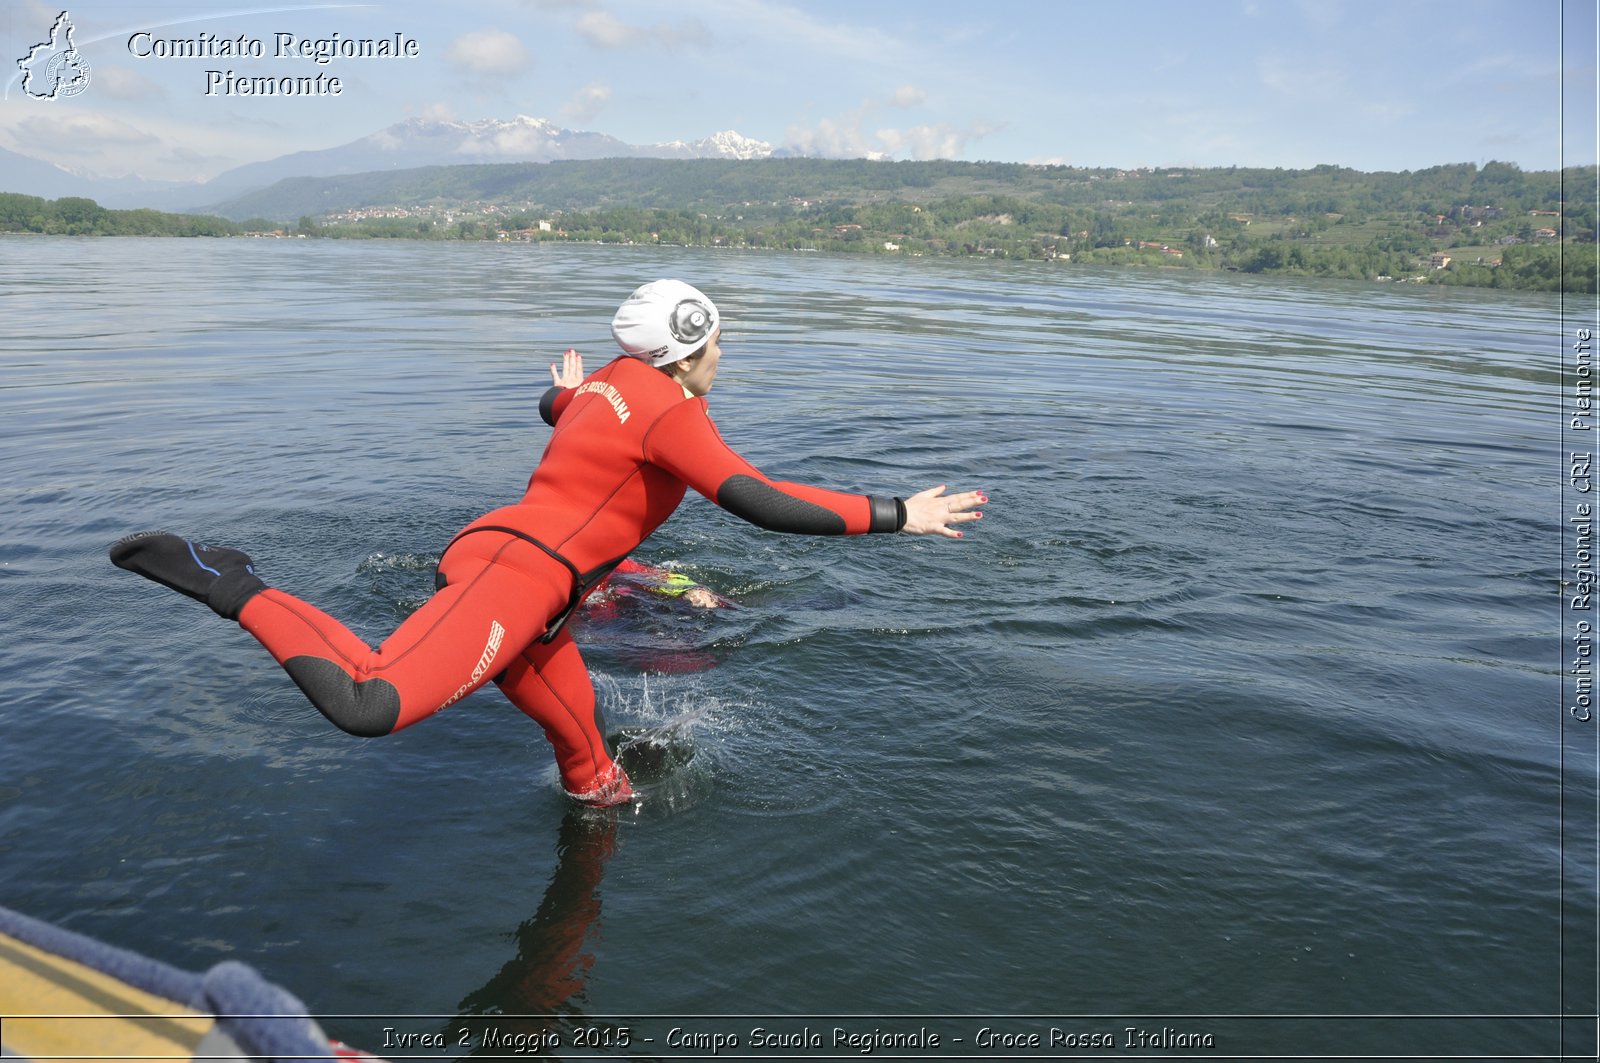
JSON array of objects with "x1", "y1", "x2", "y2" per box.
[{"x1": 0, "y1": 904, "x2": 347, "y2": 1061}]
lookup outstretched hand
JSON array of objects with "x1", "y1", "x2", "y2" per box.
[
  {"x1": 901, "y1": 485, "x2": 986, "y2": 538},
  {"x1": 550, "y1": 348, "x2": 584, "y2": 389}
]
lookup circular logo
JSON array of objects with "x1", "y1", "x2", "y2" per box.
[
  {"x1": 45, "y1": 50, "x2": 91, "y2": 98},
  {"x1": 668, "y1": 299, "x2": 714, "y2": 346}
]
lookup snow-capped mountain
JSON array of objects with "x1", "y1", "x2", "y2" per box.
[
  {"x1": 186, "y1": 116, "x2": 784, "y2": 212},
  {"x1": 196, "y1": 115, "x2": 770, "y2": 207},
  {"x1": 0, "y1": 146, "x2": 222, "y2": 205},
  {"x1": 347, "y1": 115, "x2": 777, "y2": 166},
  {"x1": 0, "y1": 116, "x2": 780, "y2": 210},
  {"x1": 643, "y1": 130, "x2": 774, "y2": 161},
  {"x1": 187, "y1": 116, "x2": 623, "y2": 206}
]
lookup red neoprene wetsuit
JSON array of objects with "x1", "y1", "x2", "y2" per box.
[{"x1": 236, "y1": 356, "x2": 903, "y2": 803}]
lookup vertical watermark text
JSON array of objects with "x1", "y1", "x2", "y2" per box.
[{"x1": 1571, "y1": 327, "x2": 1595, "y2": 722}]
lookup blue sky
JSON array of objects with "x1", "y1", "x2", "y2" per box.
[{"x1": 1, "y1": 0, "x2": 1594, "y2": 183}]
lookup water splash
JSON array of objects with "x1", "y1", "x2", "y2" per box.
[{"x1": 589, "y1": 672, "x2": 724, "y2": 816}]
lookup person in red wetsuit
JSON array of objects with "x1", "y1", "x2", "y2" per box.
[{"x1": 109, "y1": 279, "x2": 985, "y2": 806}]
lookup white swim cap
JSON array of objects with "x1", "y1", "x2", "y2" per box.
[{"x1": 610, "y1": 279, "x2": 720, "y2": 367}]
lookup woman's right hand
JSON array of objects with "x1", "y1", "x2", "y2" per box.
[{"x1": 550, "y1": 348, "x2": 584, "y2": 388}]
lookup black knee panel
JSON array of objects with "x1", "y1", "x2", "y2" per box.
[{"x1": 282, "y1": 657, "x2": 402, "y2": 737}]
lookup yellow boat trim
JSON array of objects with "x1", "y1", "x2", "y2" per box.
[{"x1": 0, "y1": 930, "x2": 214, "y2": 1062}]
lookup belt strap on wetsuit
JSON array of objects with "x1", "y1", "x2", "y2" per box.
[{"x1": 441, "y1": 525, "x2": 623, "y2": 643}]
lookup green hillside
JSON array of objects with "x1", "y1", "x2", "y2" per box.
[
  {"x1": 2, "y1": 158, "x2": 1594, "y2": 292},
  {"x1": 204, "y1": 157, "x2": 1596, "y2": 292}
]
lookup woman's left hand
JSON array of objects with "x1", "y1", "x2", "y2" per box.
[
  {"x1": 901, "y1": 485, "x2": 986, "y2": 538},
  {"x1": 550, "y1": 348, "x2": 584, "y2": 388}
]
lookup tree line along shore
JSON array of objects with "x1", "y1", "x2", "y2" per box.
[{"x1": 2, "y1": 158, "x2": 1594, "y2": 292}]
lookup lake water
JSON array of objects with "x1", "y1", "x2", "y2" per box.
[{"x1": 0, "y1": 237, "x2": 1587, "y2": 1059}]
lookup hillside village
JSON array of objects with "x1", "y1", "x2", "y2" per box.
[{"x1": 4, "y1": 159, "x2": 1594, "y2": 292}]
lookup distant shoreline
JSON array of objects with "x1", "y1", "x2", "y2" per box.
[
  {"x1": 0, "y1": 223, "x2": 1582, "y2": 297},
  {"x1": 2, "y1": 160, "x2": 1593, "y2": 294}
]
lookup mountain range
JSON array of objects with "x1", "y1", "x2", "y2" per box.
[{"x1": 0, "y1": 115, "x2": 784, "y2": 213}]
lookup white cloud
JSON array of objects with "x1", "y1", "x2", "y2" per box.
[
  {"x1": 444, "y1": 29, "x2": 531, "y2": 76},
  {"x1": 704, "y1": 0, "x2": 908, "y2": 64},
  {"x1": 1294, "y1": 0, "x2": 1344, "y2": 32},
  {"x1": 562, "y1": 82, "x2": 612, "y2": 124},
  {"x1": 15, "y1": 0, "x2": 63, "y2": 37},
  {"x1": 87, "y1": 66, "x2": 164, "y2": 101},
  {"x1": 456, "y1": 125, "x2": 562, "y2": 157},
  {"x1": 781, "y1": 84, "x2": 993, "y2": 161},
  {"x1": 876, "y1": 122, "x2": 996, "y2": 160},
  {"x1": 783, "y1": 107, "x2": 995, "y2": 161},
  {"x1": 574, "y1": 11, "x2": 639, "y2": 47},
  {"x1": 0, "y1": 93, "x2": 343, "y2": 181},
  {"x1": 1256, "y1": 54, "x2": 1295, "y2": 95},
  {"x1": 889, "y1": 85, "x2": 927, "y2": 108},
  {"x1": 1361, "y1": 99, "x2": 1418, "y2": 124},
  {"x1": 3, "y1": 111, "x2": 176, "y2": 178},
  {"x1": 782, "y1": 117, "x2": 879, "y2": 159},
  {"x1": 1256, "y1": 53, "x2": 1344, "y2": 99},
  {"x1": 574, "y1": 10, "x2": 709, "y2": 49},
  {"x1": 159, "y1": 142, "x2": 237, "y2": 174},
  {"x1": 9, "y1": 111, "x2": 158, "y2": 155}
]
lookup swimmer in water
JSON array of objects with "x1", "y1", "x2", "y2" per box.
[
  {"x1": 587, "y1": 558, "x2": 728, "y2": 612},
  {"x1": 110, "y1": 279, "x2": 985, "y2": 806},
  {"x1": 576, "y1": 557, "x2": 729, "y2": 676}
]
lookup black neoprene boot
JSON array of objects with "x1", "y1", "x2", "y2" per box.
[{"x1": 109, "y1": 531, "x2": 267, "y2": 620}]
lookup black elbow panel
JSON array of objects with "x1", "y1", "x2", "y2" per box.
[
  {"x1": 539, "y1": 386, "x2": 563, "y2": 426},
  {"x1": 716, "y1": 474, "x2": 848, "y2": 534}
]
